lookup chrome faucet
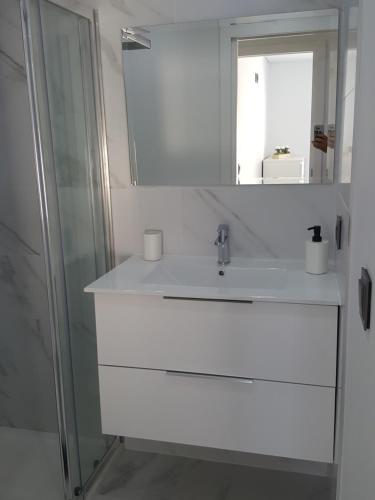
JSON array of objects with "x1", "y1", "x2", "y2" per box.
[{"x1": 215, "y1": 224, "x2": 230, "y2": 266}]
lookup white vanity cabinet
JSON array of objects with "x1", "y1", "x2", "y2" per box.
[{"x1": 93, "y1": 294, "x2": 338, "y2": 463}]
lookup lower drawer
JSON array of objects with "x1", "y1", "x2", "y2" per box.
[{"x1": 99, "y1": 366, "x2": 335, "y2": 463}]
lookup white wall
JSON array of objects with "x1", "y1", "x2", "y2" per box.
[
  {"x1": 237, "y1": 56, "x2": 268, "y2": 184},
  {"x1": 265, "y1": 58, "x2": 313, "y2": 171},
  {"x1": 330, "y1": 6, "x2": 357, "y2": 496},
  {"x1": 336, "y1": 0, "x2": 375, "y2": 497}
]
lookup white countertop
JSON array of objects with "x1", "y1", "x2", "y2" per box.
[{"x1": 85, "y1": 255, "x2": 341, "y2": 306}]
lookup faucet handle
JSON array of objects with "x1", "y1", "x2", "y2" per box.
[
  {"x1": 215, "y1": 224, "x2": 229, "y2": 245},
  {"x1": 217, "y1": 224, "x2": 229, "y2": 236}
]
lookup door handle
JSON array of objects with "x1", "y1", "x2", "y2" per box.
[
  {"x1": 165, "y1": 370, "x2": 254, "y2": 384},
  {"x1": 163, "y1": 296, "x2": 253, "y2": 304}
]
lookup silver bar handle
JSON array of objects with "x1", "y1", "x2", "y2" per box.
[
  {"x1": 165, "y1": 370, "x2": 254, "y2": 384},
  {"x1": 163, "y1": 296, "x2": 253, "y2": 304}
]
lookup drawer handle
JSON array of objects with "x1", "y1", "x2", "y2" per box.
[
  {"x1": 165, "y1": 370, "x2": 254, "y2": 384},
  {"x1": 163, "y1": 296, "x2": 253, "y2": 304}
]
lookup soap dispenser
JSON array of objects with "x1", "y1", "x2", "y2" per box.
[{"x1": 305, "y1": 226, "x2": 328, "y2": 275}]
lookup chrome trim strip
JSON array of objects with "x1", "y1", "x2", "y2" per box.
[
  {"x1": 77, "y1": 15, "x2": 102, "y2": 279},
  {"x1": 20, "y1": 1, "x2": 73, "y2": 498},
  {"x1": 93, "y1": 10, "x2": 115, "y2": 270},
  {"x1": 131, "y1": 134, "x2": 139, "y2": 186}
]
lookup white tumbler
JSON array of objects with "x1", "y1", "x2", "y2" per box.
[{"x1": 143, "y1": 229, "x2": 163, "y2": 261}]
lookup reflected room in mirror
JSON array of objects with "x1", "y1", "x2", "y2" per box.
[{"x1": 122, "y1": 10, "x2": 338, "y2": 186}]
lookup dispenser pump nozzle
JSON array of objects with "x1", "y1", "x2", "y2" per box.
[{"x1": 308, "y1": 225, "x2": 322, "y2": 242}]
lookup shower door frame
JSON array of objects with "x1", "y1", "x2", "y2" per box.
[{"x1": 20, "y1": 0, "x2": 117, "y2": 498}]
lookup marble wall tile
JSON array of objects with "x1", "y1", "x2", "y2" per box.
[
  {"x1": 112, "y1": 186, "x2": 183, "y2": 261},
  {"x1": 0, "y1": 0, "x2": 26, "y2": 67},
  {"x1": 0, "y1": 11, "x2": 44, "y2": 257},
  {"x1": 182, "y1": 186, "x2": 336, "y2": 259},
  {"x1": 0, "y1": 0, "x2": 59, "y2": 432},
  {"x1": 0, "y1": 254, "x2": 58, "y2": 431},
  {"x1": 180, "y1": 188, "x2": 280, "y2": 258},
  {"x1": 113, "y1": 185, "x2": 337, "y2": 261}
]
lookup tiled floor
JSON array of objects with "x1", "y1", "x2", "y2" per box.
[
  {"x1": 0, "y1": 427, "x2": 64, "y2": 500},
  {"x1": 0, "y1": 426, "x2": 116, "y2": 500},
  {"x1": 88, "y1": 447, "x2": 334, "y2": 500},
  {"x1": 0, "y1": 427, "x2": 335, "y2": 500}
]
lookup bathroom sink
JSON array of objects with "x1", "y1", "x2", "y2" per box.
[
  {"x1": 142, "y1": 257, "x2": 287, "y2": 290},
  {"x1": 85, "y1": 254, "x2": 341, "y2": 305}
]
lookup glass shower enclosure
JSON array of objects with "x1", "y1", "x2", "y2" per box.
[
  {"x1": 36, "y1": 1, "x2": 116, "y2": 487},
  {"x1": 0, "y1": 0, "x2": 115, "y2": 498}
]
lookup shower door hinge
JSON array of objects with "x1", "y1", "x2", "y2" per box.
[{"x1": 74, "y1": 486, "x2": 82, "y2": 497}]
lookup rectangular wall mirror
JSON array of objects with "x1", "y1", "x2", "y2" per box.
[{"x1": 122, "y1": 10, "x2": 338, "y2": 186}]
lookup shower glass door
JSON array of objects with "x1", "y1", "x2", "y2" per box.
[
  {"x1": 39, "y1": 0, "x2": 115, "y2": 487},
  {"x1": 23, "y1": 0, "x2": 115, "y2": 493}
]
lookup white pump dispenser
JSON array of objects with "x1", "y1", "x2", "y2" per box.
[{"x1": 305, "y1": 226, "x2": 328, "y2": 275}]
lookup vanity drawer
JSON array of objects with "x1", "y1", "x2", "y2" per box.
[
  {"x1": 95, "y1": 295, "x2": 338, "y2": 387},
  {"x1": 99, "y1": 366, "x2": 335, "y2": 463}
]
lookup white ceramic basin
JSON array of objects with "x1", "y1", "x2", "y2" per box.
[
  {"x1": 142, "y1": 256, "x2": 286, "y2": 290},
  {"x1": 85, "y1": 255, "x2": 341, "y2": 305}
]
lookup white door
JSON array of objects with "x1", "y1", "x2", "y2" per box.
[{"x1": 338, "y1": 1, "x2": 375, "y2": 498}]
